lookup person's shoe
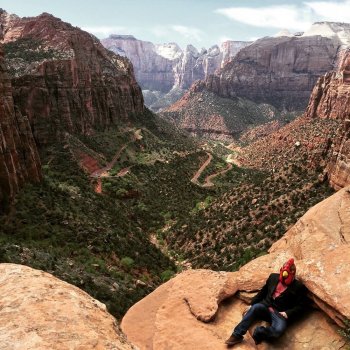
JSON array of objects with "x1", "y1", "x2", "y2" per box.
[
  {"x1": 252, "y1": 326, "x2": 265, "y2": 345},
  {"x1": 253, "y1": 336, "x2": 262, "y2": 345},
  {"x1": 225, "y1": 334, "x2": 243, "y2": 346}
]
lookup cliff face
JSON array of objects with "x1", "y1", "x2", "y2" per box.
[
  {"x1": 0, "y1": 42, "x2": 41, "y2": 211},
  {"x1": 0, "y1": 11, "x2": 144, "y2": 146},
  {"x1": 305, "y1": 49, "x2": 350, "y2": 189},
  {"x1": 102, "y1": 35, "x2": 178, "y2": 92},
  {"x1": 205, "y1": 34, "x2": 341, "y2": 111},
  {"x1": 101, "y1": 35, "x2": 251, "y2": 110},
  {"x1": 122, "y1": 187, "x2": 350, "y2": 349}
]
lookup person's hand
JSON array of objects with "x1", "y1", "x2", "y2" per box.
[{"x1": 279, "y1": 312, "x2": 288, "y2": 319}]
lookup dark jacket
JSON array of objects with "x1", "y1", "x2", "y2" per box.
[{"x1": 251, "y1": 273, "x2": 307, "y2": 321}]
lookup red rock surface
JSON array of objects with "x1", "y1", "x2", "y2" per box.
[
  {"x1": 0, "y1": 41, "x2": 41, "y2": 211},
  {"x1": 0, "y1": 10, "x2": 144, "y2": 145},
  {"x1": 305, "y1": 49, "x2": 350, "y2": 189}
]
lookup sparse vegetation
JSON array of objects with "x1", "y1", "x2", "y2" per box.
[
  {"x1": 339, "y1": 319, "x2": 350, "y2": 345},
  {"x1": 0, "y1": 109, "x2": 338, "y2": 320},
  {"x1": 3, "y1": 37, "x2": 70, "y2": 77}
]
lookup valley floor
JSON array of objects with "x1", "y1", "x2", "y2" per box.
[{"x1": 0, "y1": 111, "x2": 338, "y2": 319}]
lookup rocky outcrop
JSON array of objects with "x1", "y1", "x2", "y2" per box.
[
  {"x1": 305, "y1": 49, "x2": 350, "y2": 189},
  {"x1": 0, "y1": 10, "x2": 144, "y2": 146},
  {"x1": 0, "y1": 41, "x2": 41, "y2": 211},
  {"x1": 221, "y1": 41, "x2": 252, "y2": 66},
  {"x1": 0, "y1": 263, "x2": 135, "y2": 349},
  {"x1": 122, "y1": 186, "x2": 350, "y2": 349},
  {"x1": 101, "y1": 35, "x2": 251, "y2": 110}
]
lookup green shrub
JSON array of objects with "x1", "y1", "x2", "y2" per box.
[
  {"x1": 339, "y1": 319, "x2": 350, "y2": 344},
  {"x1": 120, "y1": 257, "x2": 135, "y2": 269},
  {"x1": 160, "y1": 270, "x2": 175, "y2": 282}
]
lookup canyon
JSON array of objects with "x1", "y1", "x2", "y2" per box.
[
  {"x1": 102, "y1": 35, "x2": 251, "y2": 111},
  {"x1": 121, "y1": 45, "x2": 350, "y2": 349},
  {"x1": 122, "y1": 186, "x2": 350, "y2": 350},
  {"x1": 0, "y1": 6, "x2": 350, "y2": 350},
  {"x1": 0, "y1": 8, "x2": 146, "y2": 204}
]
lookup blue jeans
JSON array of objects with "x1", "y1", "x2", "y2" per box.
[{"x1": 233, "y1": 303, "x2": 287, "y2": 341}]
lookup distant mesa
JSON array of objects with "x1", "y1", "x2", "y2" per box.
[{"x1": 108, "y1": 34, "x2": 137, "y2": 40}]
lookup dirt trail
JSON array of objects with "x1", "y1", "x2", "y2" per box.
[
  {"x1": 191, "y1": 151, "x2": 234, "y2": 187},
  {"x1": 117, "y1": 166, "x2": 132, "y2": 177},
  {"x1": 202, "y1": 163, "x2": 233, "y2": 187},
  {"x1": 89, "y1": 130, "x2": 141, "y2": 193},
  {"x1": 91, "y1": 143, "x2": 130, "y2": 178},
  {"x1": 190, "y1": 152, "x2": 213, "y2": 185}
]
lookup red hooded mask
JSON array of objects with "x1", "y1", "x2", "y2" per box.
[{"x1": 279, "y1": 258, "x2": 296, "y2": 285}]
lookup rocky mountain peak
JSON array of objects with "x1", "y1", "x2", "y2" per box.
[
  {"x1": 302, "y1": 21, "x2": 350, "y2": 45},
  {"x1": 202, "y1": 30, "x2": 344, "y2": 111},
  {"x1": 208, "y1": 44, "x2": 220, "y2": 56},
  {"x1": 109, "y1": 34, "x2": 137, "y2": 40},
  {"x1": 155, "y1": 42, "x2": 182, "y2": 60},
  {"x1": 185, "y1": 44, "x2": 199, "y2": 57}
]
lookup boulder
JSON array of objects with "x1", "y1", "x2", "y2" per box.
[{"x1": 0, "y1": 264, "x2": 135, "y2": 350}]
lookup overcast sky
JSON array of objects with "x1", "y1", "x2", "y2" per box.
[{"x1": 1, "y1": 0, "x2": 350, "y2": 48}]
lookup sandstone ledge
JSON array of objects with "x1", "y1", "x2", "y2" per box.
[
  {"x1": 0, "y1": 264, "x2": 135, "y2": 350},
  {"x1": 122, "y1": 187, "x2": 350, "y2": 349}
]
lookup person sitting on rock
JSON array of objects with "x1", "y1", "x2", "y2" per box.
[{"x1": 225, "y1": 258, "x2": 307, "y2": 347}]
